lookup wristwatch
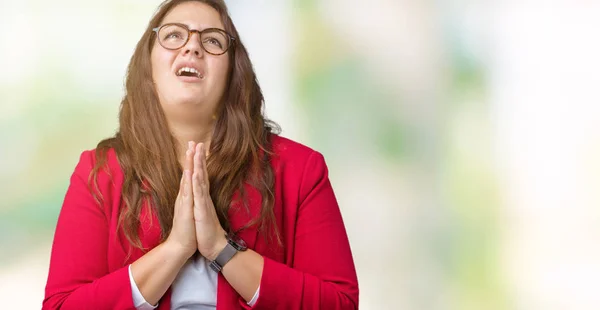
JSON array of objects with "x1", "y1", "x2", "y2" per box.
[{"x1": 209, "y1": 233, "x2": 247, "y2": 272}]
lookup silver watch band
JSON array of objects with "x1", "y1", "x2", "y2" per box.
[{"x1": 209, "y1": 243, "x2": 237, "y2": 272}]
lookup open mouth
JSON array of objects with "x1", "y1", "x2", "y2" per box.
[{"x1": 176, "y1": 67, "x2": 204, "y2": 79}]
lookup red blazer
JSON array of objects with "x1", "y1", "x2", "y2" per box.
[{"x1": 43, "y1": 135, "x2": 359, "y2": 310}]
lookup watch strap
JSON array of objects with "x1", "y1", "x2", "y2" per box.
[{"x1": 209, "y1": 242, "x2": 237, "y2": 272}]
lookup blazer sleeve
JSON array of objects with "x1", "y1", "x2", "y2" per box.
[
  {"x1": 248, "y1": 151, "x2": 359, "y2": 309},
  {"x1": 43, "y1": 150, "x2": 135, "y2": 310}
]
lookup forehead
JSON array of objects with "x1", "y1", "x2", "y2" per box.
[{"x1": 161, "y1": 1, "x2": 224, "y2": 30}]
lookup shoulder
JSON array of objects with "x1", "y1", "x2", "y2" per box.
[
  {"x1": 270, "y1": 134, "x2": 326, "y2": 165},
  {"x1": 269, "y1": 134, "x2": 329, "y2": 181},
  {"x1": 74, "y1": 148, "x2": 121, "y2": 175},
  {"x1": 59, "y1": 148, "x2": 124, "y2": 215},
  {"x1": 71, "y1": 148, "x2": 123, "y2": 193},
  {"x1": 271, "y1": 135, "x2": 317, "y2": 159}
]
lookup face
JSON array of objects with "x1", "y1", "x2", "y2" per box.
[{"x1": 151, "y1": 1, "x2": 230, "y2": 118}]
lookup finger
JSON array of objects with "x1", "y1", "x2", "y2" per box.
[
  {"x1": 200, "y1": 143, "x2": 210, "y2": 188},
  {"x1": 177, "y1": 167, "x2": 185, "y2": 196},
  {"x1": 198, "y1": 143, "x2": 210, "y2": 195},
  {"x1": 174, "y1": 163, "x2": 185, "y2": 210},
  {"x1": 198, "y1": 155, "x2": 214, "y2": 217},
  {"x1": 194, "y1": 143, "x2": 203, "y2": 183},
  {"x1": 194, "y1": 143, "x2": 205, "y2": 198},
  {"x1": 182, "y1": 170, "x2": 189, "y2": 198},
  {"x1": 192, "y1": 170, "x2": 204, "y2": 212},
  {"x1": 192, "y1": 168, "x2": 209, "y2": 224},
  {"x1": 192, "y1": 162, "x2": 204, "y2": 211},
  {"x1": 183, "y1": 147, "x2": 195, "y2": 198},
  {"x1": 175, "y1": 169, "x2": 185, "y2": 208},
  {"x1": 186, "y1": 141, "x2": 195, "y2": 172},
  {"x1": 183, "y1": 141, "x2": 195, "y2": 199}
]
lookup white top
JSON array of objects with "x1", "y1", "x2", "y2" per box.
[{"x1": 128, "y1": 255, "x2": 259, "y2": 309}]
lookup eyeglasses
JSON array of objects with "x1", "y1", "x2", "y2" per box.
[{"x1": 152, "y1": 23, "x2": 235, "y2": 55}]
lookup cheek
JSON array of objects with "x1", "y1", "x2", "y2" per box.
[
  {"x1": 213, "y1": 59, "x2": 230, "y2": 88},
  {"x1": 151, "y1": 48, "x2": 173, "y2": 83}
]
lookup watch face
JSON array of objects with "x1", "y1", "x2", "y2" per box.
[{"x1": 228, "y1": 234, "x2": 248, "y2": 251}]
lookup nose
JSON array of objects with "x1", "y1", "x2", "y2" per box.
[{"x1": 182, "y1": 31, "x2": 204, "y2": 57}]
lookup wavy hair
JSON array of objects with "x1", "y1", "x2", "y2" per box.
[{"x1": 91, "y1": 0, "x2": 280, "y2": 250}]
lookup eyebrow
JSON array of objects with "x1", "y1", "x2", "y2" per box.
[{"x1": 160, "y1": 22, "x2": 226, "y2": 32}]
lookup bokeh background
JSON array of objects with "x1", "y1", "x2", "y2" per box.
[{"x1": 1, "y1": 0, "x2": 600, "y2": 309}]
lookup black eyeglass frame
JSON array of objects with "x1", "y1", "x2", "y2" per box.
[{"x1": 152, "y1": 22, "x2": 236, "y2": 55}]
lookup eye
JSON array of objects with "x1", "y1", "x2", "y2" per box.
[
  {"x1": 165, "y1": 31, "x2": 184, "y2": 40},
  {"x1": 203, "y1": 37, "x2": 223, "y2": 47}
]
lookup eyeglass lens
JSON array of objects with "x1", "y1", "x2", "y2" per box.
[{"x1": 157, "y1": 24, "x2": 229, "y2": 54}]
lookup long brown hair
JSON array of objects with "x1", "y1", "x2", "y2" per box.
[{"x1": 91, "y1": 0, "x2": 280, "y2": 250}]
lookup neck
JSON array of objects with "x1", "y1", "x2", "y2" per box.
[{"x1": 169, "y1": 117, "x2": 215, "y2": 168}]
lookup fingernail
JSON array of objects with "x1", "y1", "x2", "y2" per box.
[{"x1": 188, "y1": 141, "x2": 194, "y2": 150}]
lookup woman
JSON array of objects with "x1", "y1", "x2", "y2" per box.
[{"x1": 43, "y1": 0, "x2": 358, "y2": 309}]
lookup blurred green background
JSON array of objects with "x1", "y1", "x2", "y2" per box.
[{"x1": 2, "y1": 1, "x2": 600, "y2": 309}]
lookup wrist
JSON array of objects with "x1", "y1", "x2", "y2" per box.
[
  {"x1": 207, "y1": 233, "x2": 248, "y2": 273},
  {"x1": 163, "y1": 239, "x2": 195, "y2": 261},
  {"x1": 206, "y1": 235, "x2": 228, "y2": 261}
]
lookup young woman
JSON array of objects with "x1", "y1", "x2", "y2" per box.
[{"x1": 43, "y1": 1, "x2": 358, "y2": 309}]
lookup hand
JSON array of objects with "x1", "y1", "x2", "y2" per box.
[
  {"x1": 192, "y1": 142, "x2": 227, "y2": 260},
  {"x1": 165, "y1": 141, "x2": 198, "y2": 259}
]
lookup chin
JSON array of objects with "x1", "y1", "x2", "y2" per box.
[
  {"x1": 176, "y1": 98, "x2": 203, "y2": 106},
  {"x1": 172, "y1": 91, "x2": 205, "y2": 104}
]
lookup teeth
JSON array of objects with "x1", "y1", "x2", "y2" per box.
[{"x1": 177, "y1": 66, "x2": 202, "y2": 78}]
